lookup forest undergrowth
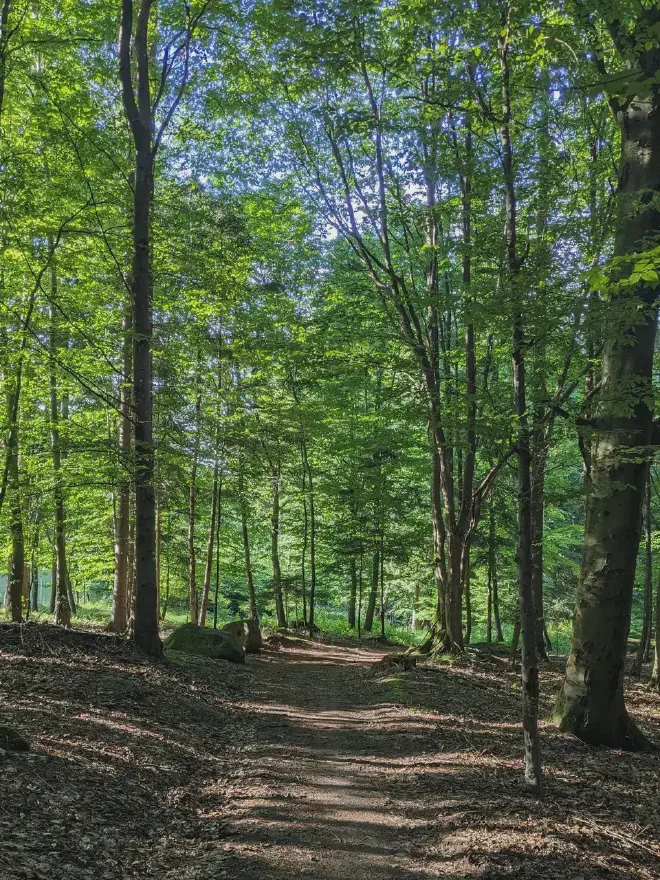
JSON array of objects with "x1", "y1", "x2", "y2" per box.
[{"x1": 1, "y1": 623, "x2": 659, "y2": 880}]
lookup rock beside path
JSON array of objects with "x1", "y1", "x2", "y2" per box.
[
  {"x1": 164, "y1": 623, "x2": 245, "y2": 663},
  {"x1": 222, "y1": 619, "x2": 262, "y2": 653}
]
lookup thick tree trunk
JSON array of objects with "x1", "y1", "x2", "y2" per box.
[
  {"x1": 111, "y1": 309, "x2": 132, "y2": 633},
  {"x1": 363, "y1": 549, "x2": 379, "y2": 632},
  {"x1": 348, "y1": 556, "x2": 357, "y2": 628},
  {"x1": 555, "y1": 24, "x2": 660, "y2": 748},
  {"x1": 271, "y1": 470, "x2": 286, "y2": 628}
]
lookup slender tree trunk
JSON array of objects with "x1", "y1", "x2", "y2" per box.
[
  {"x1": 463, "y1": 550, "x2": 472, "y2": 645},
  {"x1": 363, "y1": 549, "x2": 379, "y2": 632},
  {"x1": 271, "y1": 468, "x2": 286, "y2": 628},
  {"x1": 300, "y1": 450, "x2": 308, "y2": 625},
  {"x1": 530, "y1": 449, "x2": 549, "y2": 659},
  {"x1": 127, "y1": 502, "x2": 135, "y2": 626},
  {"x1": 187, "y1": 393, "x2": 202, "y2": 625},
  {"x1": 431, "y1": 446, "x2": 447, "y2": 630},
  {"x1": 555, "y1": 14, "x2": 660, "y2": 748},
  {"x1": 111, "y1": 309, "x2": 132, "y2": 632},
  {"x1": 302, "y1": 441, "x2": 316, "y2": 628},
  {"x1": 633, "y1": 474, "x2": 653, "y2": 675},
  {"x1": 48, "y1": 265, "x2": 71, "y2": 629},
  {"x1": 242, "y1": 504, "x2": 257, "y2": 621},
  {"x1": 7, "y1": 432, "x2": 23, "y2": 623},
  {"x1": 499, "y1": 10, "x2": 541, "y2": 792},
  {"x1": 201, "y1": 457, "x2": 221, "y2": 627},
  {"x1": 651, "y1": 530, "x2": 660, "y2": 691},
  {"x1": 348, "y1": 556, "x2": 357, "y2": 628},
  {"x1": 119, "y1": 0, "x2": 162, "y2": 657},
  {"x1": 213, "y1": 482, "x2": 222, "y2": 628},
  {"x1": 49, "y1": 545, "x2": 56, "y2": 614},
  {"x1": 380, "y1": 531, "x2": 386, "y2": 637}
]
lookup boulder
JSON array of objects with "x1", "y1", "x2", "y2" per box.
[
  {"x1": 221, "y1": 619, "x2": 262, "y2": 654},
  {"x1": 164, "y1": 624, "x2": 245, "y2": 664},
  {"x1": 0, "y1": 723, "x2": 30, "y2": 752},
  {"x1": 246, "y1": 618, "x2": 262, "y2": 654}
]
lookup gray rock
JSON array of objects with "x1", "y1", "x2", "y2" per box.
[{"x1": 163, "y1": 624, "x2": 245, "y2": 664}]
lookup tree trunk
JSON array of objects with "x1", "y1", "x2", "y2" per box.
[
  {"x1": 30, "y1": 564, "x2": 38, "y2": 612},
  {"x1": 633, "y1": 474, "x2": 653, "y2": 676},
  {"x1": 380, "y1": 531, "x2": 386, "y2": 637},
  {"x1": 111, "y1": 308, "x2": 132, "y2": 633},
  {"x1": 530, "y1": 449, "x2": 549, "y2": 660},
  {"x1": 555, "y1": 16, "x2": 660, "y2": 748},
  {"x1": 651, "y1": 535, "x2": 660, "y2": 691},
  {"x1": 200, "y1": 457, "x2": 221, "y2": 627},
  {"x1": 363, "y1": 549, "x2": 379, "y2": 632},
  {"x1": 119, "y1": 0, "x2": 162, "y2": 657},
  {"x1": 271, "y1": 469, "x2": 286, "y2": 628},
  {"x1": 187, "y1": 393, "x2": 201, "y2": 625},
  {"x1": 7, "y1": 435, "x2": 23, "y2": 623},
  {"x1": 242, "y1": 504, "x2": 257, "y2": 620},
  {"x1": 300, "y1": 450, "x2": 308, "y2": 626},
  {"x1": 48, "y1": 270, "x2": 72, "y2": 629},
  {"x1": 348, "y1": 556, "x2": 357, "y2": 628},
  {"x1": 49, "y1": 545, "x2": 56, "y2": 614},
  {"x1": 213, "y1": 480, "x2": 222, "y2": 628},
  {"x1": 463, "y1": 551, "x2": 472, "y2": 645},
  {"x1": 302, "y1": 440, "x2": 316, "y2": 628},
  {"x1": 499, "y1": 10, "x2": 541, "y2": 792}
]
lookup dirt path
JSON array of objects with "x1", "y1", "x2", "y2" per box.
[
  {"x1": 198, "y1": 638, "x2": 660, "y2": 880},
  {"x1": 217, "y1": 639, "x2": 433, "y2": 879},
  {"x1": 3, "y1": 626, "x2": 660, "y2": 880}
]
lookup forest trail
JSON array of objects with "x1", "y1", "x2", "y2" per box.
[
  {"x1": 221, "y1": 639, "x2": 434, "y2": 879},
  {"x1": 3, "y1": 626, "x2": 660, "y2": 880}
]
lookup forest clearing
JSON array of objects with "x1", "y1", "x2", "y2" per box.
[
  {"x1": 2, "y1": 623, "x2": 660, "y2": 880},
  {"x1": 3, "y1": 0, "x2": 660, "y2": 876}
]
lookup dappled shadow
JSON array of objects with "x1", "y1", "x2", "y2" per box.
[{"x1": 192, "y1": 641, "x2": 660, "y2": 880}]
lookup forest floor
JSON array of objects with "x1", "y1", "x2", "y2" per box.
[{"x1": 1, "y1": 624, "x2": 660, "y2": 879}]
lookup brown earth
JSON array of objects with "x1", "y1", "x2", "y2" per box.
[{"x1": 1, "y1": 623, "x2": 660, "y2": 879}]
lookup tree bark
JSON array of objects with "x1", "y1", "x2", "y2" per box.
[
  {"x1": 7, "y1": 421, "x2": 23, "y2": 623},
  {"x1": 48, "y1": 254, "x2": 72, "y2": 629},
  {"x1": 530, "y1": 448, "x2": 549, "y2": 659},
  {"x1": 499, "y1": 8, "x2": 541, "y2": 792},
  {"x1": 119, "y1": 0, "x2": 162, "y2": 657},
  {"x1": 111, "y1": 308, "x2": 132, "y2": 632},
  {"x1": 300, "y1": 447, "x2": 308, "y2": 626},
  {"x1": 187, "y1": 393, "x2": 202, "y2": 625},
  {"x1": 239, "y1": 462, "x2": 258, "y2": 620},
  {"x1": 363, "y1": 549, "x2": 379, "y2": 632},
  {"x1": 633, "y1": 474, "x2": 653, "y2": 675},
  {"x1": 200, "y1": 455, "x2": 221, "y2": 628},
  {"x1": 301, "y1": 440, "x2": 316, "y2": 628},
  {"x1": 348, "y1": 556, "x2": 357, "y2": 628},
  {"x1": 555, "y1": 9, "x2": 660, "y2": 748},
  {"x1": 271, "y1": 468, "x2": 286, "y2": 628}
]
